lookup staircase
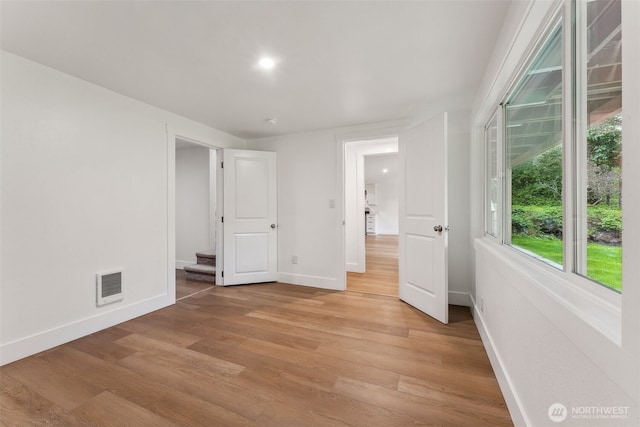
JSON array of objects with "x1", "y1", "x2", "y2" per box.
[{"x1": 183, "y1": 251, "x2": 216, "y2": 283}]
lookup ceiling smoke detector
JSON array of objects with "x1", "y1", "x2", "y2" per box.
[{"x1": 265, "y1": 118, "x2": 278, "y2": 125}]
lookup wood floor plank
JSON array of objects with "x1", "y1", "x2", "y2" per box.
[
  {"x1": 398, "y1": 374, "x2": 508, "y2": 412},
  {"x1": 190, "y1": 316, "x2": 322, "y2": 351},
  {"x1": 246, "y1": 310, "x2": 366, "y2": 339},
  {"x1": 1, "y1": 357, "x2": 102, "y2": 411},
  {"x1": 149, "y1": 388, "x2": 257, "y2": 427},
  {"x1": 65, "y1": 327, "x2": 135, "y2": 363},
  {"x1": 0, "y1": 386, "x2": 70, "y2": 427},
  {"x1": 333, "y1": 376, "x2": 511, "y2": 426},
  {"x1": 235, "y1": 337, "x2": 401, "y2": 390},
  {"x1": 397, "y1": 365, "x2": 508, "y2": 404},
  {"x1": 0, "y1": 371, "x2": 22, "y2": 394},
  {"x1": 117, "y1": 320, "x2": 202, "y2": 348},
  {"x1": 114, "y1": 334, "x2": 245, "y2": 378},
  {"x1": 315, "y1": 340, "x2": 442, "y2": 379},
  {"x1": 189, "y1": 338, "x2": 339, "y2": 393},
  {"x1": 256, "y1": 401, "x2": 350, "y2": 427},
  {"x1": 37, "y1": 346, "x2": 172, "y2": 411},
  {"x1": 233, "y1": 368, "x2": 411, "y2": 427},
  {"x1": 347, "y1": 234, "x2": 399, "y2": 297},
  {"x1": 71, "y1": 391, "x2": 176, "y2": 427},
  {"x1": 115, "y1": 353, "x2": 271, "y2": 420}
]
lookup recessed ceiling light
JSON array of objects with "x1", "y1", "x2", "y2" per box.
[
  {"x1": 382, "y1": 169, "x2": 389, "y2": 173},
  {"x1": 258, "y1": 57, "x2": 276, "y2": 70},
  {"x1": 265, "y1": 118, "x2": 278, "y2": 125}
]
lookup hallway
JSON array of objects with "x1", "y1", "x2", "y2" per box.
[{"x1": 347, "y1": 235, "x2": 399, "y2": 297}]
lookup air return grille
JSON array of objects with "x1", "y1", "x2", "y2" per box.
[{"x1": 96, "y1": 270, "x2": 123, "y2": 306}]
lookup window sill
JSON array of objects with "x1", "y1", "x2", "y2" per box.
[{"x1": 474, "y1": 237, "x2": 622, "y2": 346}]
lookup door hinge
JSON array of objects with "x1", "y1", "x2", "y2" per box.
[
  {"x1": 221, "y1": 271, "x2": 224, "y2": 278},
  {"x1": 221, "y1": 161, "x2": 224, "y2": 168},
  {"x1": 221, "y1": 216, "x2": 224, "y2": 223}
]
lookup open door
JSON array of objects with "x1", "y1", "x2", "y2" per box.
[
  {"x1": 399, "y1": 112, "x2": 448, "y2": 323},
  {"x1": 222, "y1": 149, "x2": 277, "y2": 285}
]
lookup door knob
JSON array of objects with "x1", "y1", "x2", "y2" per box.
[
  {"x1": 270, "y1": 224, "x2": 276, "y2": 229},
  {"x1": 434, "y1": 225, "x2": 443, "y2": 232}
]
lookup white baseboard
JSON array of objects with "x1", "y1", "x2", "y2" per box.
[
  {"x1": 0, "y1": 294, "x2": 173, "y2": 366},
  {"x1": 448, "y1": 291, "x2": 472, "y2": 307},
  {"x1": 176, "y1": 260, "x2": 195, "y2": 270},
  {"x1": 473, "y1": 304, "x2": 530, "y2": 427},
  {"x1": 278, "y1": 273, "x2": 343, "y2": 291},
  {"x1": 345, "y1": 263, "x2": 364, "y2": 273}
]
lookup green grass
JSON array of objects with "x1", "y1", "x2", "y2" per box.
[{"x1": 511, "y1": 235, "x2": 621, "y2": 291}]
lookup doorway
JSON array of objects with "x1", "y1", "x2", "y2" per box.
[
  {"x1": 347, "y1": 234, "x2": 399, "y2": 296},
  {"x1": 174, "y1": 137, "x2": 220, "y2": 300},
  {"x1": 344, "y1": 138, "x2": 399, "y2": 296}
]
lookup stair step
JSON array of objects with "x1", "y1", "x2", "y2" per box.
[
  {"x1": 184, "y1": 264, "x2": 216, "y2": 275},
  {"x1": 196, "y1": 251, "x2": 216, "y2": 266},
  {"x1": 196, "y1": 251, "x2": 216, "y2": 259},
  {"x1": 184, "y1": 264, "x2": 216, "y2": 284}
]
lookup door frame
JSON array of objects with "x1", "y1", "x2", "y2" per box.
[
  {"x1": 336, "y1": 123, "x2": 411, "y2": 291},
  {"x1": 344, "y1": 139, "x2": 399, "y2": 275},
  {"x1": 167, "y1": 125, "x2": 225, "y2": 302}
]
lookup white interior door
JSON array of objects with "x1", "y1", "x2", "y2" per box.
[
  {"x1": 222, "y1": 149, "x2": 277, "y2": 285},
  {"x1": 399, "y1": 112, "x2": 448, "y2": 324}
]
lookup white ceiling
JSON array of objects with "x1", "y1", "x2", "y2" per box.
[
  {"x1": 0, "y1": 0, "x2": 511, "y2": 140},
  {"x1": 365, "y1": 153, "x2": 399, "y2": 184}
]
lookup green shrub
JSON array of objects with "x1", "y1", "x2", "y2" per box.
[
  {"x1": 587, "y1": 205, "x2": 622, "y2": 232},
  {"x1": 511, "y1": 205, "x2": 620, "y2": 237},
  {"x1": 511, "y1": 205, "x2": 563, "y2": 237}
]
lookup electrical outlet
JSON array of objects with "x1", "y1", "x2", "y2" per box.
[
  {"x1": 292, "y1": 255, "x2": 298, "y2": 264},
  {"x1": 480, "y1": 297, "x2": 485, "y2": 313}
]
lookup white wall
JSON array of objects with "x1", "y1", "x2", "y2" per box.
[
  {"x1": 365, "y1": 154, "x2": 399, "y2": 235},
  {"x1": 0, "y1": 51, "x2": 245, "y2": 365},
  {"x1": 447, "y1": 112, "x2": 472, "y2": 306},
  {"x1": 373, "y1": 180, "x2": 398, "y2": 234},
  {"x1": 248, "y1": 117, "x2": 473, "y2": 303},
  {"x1": 175, "y1": 145, "x2": 211, "y2": 268},
  {"x1": 470, "y1": 1, "x2": 640, "y2": 425},
  {"x1": 247, "y1": 130, "x2": 344, "y2": 290}
]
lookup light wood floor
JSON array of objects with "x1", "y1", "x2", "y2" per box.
[
  {"x1": 347, "y1": 234, "x2": 399, "y2": 297},
  {"x1": 176, "y1": 269, "x2": 212, "y2": 301},
  {"x1": 0, "y1": 281, "x2": 512, "y2": 426}
]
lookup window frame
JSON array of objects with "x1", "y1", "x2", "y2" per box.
[
  {"x1": 484, "y1": 109, "x2": 502, "y2": 242},
  {"x1": 483, "y1": 0, "x2": 622, "y2": 309}
]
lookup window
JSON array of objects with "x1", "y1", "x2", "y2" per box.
[
  {"x1": 578, "y1": 0, "x2": 622, "y2": 291},
  {"x1": 505, "y1": 21, "x2": 564, "y2": 268},
  {"x1": 484, "y1": 0, "x2": 623, "y2": 292}
]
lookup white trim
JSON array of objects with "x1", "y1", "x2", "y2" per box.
[
  {"x1": 473, "y1": 0, "x2": 563, "y2": 127},
  {"x1": 0, "y1": 294, "x2": 172, "y2": 366},
  {"x1": 448, "y1": 291, "x2": 472, "y2": 307},
  {"x1": 476, "y1": 237, "x2": 621, "y2": 344},
  {"x1": 167, "y1": 125, "x2": 233, "y2": 293},
  {"x1": 208, "y1": 149, "x2": 217, "y2": 252},
  {"x1": 345, "y1": 262, "x2": 362, "y2": 272},
  {"x1": 166, "y1": 124, "x2": 177, "y2": 305},
  {"x1": 474, "y1": 303, "x2": 531, "y2": 427},
  {"x1": 278, "y1": 273, "x2": 341, "y2": 291},
  {"x1": 337, "y1": 123, "x2": 410, "y2": 292}
]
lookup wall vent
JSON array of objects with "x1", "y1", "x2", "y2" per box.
[{"x1": 96, "y1": 270, "x2": 123, "y2": 306}]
